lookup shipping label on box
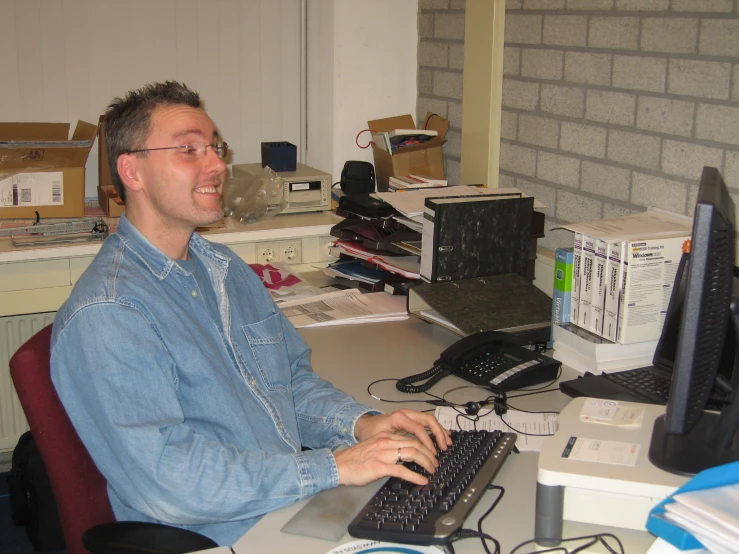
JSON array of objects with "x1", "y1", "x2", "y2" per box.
[{"x1": 0, "y1": 172, "x2": 64, "y2": 208}]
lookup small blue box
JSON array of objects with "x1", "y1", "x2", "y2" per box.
[{"x1": 261, "y1": 141, "x2": 297, "y2": 172}]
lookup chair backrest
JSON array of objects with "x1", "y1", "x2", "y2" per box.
[{"x1": 9, "y1": 324, "x2": 116, "y2": 554}]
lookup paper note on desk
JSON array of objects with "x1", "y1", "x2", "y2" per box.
[
  {"x1": 327, "y1": 540, "x2": 440, "y2": 554},
  {"x1": 434, "y1": 406, "x2": 558, "y2": 452},
  {"x1": 278, "y1": 289, "x2": 408, "y2": 328},
  {"x1": 579, "y1": 398, "x2": 645, "y2": 427}
]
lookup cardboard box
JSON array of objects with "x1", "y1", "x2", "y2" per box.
[
  {"x1": 0, "y1": 120, "x2": 96, "y2": 218},
  {"x1": 367, "y1": 113, "x2": 449, "y2": 191},
  {"x1": 96, "y1": 116, "x2": 125, "y2": 217}
]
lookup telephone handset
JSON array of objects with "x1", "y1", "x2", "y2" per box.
[{"x1": 396, "y1": 330, "x2": 561, "y2": 394}]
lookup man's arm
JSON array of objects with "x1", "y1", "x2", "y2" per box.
[
  {"x1": 51, "y1": 303, "x2": 338, "y2": 525},
  {"x1": 280, "y1": 311, "x2": 381, "y2": 450}
]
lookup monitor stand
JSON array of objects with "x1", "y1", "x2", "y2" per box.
[
  {"x1": 648, "y1": 411, "x2": 739, "y2": 476},
  {"x1": 535, "y1": 397, "x2": 689, "y2": 547}
]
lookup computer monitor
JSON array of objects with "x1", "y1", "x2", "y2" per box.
[{"x1": 648, "y1": 166, "x2": 739, "y2": 476}]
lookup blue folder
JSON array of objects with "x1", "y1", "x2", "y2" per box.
[{"x1": 646, "y1": 460, "x2": 739, "y2": 550}]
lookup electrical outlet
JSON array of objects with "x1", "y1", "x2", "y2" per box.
[
  {"x1": 280, "y1": 240, "x2": 302, "y2": 263},
  {"x1": 256, "y1": 242, "x2": 280, "y2": 264}
]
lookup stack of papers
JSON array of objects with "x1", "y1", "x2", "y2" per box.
[
  {"x1": 663, "y1": 484, "x2": 739, "y2": 554},
  {"x1": 321, "y1": 260, "x2": 392, "y2": 285},
  {"x1": 373, "y1": 186, "x2": 547, "y2": 220},
  {"x1": 278, "y1": 289, "x2": 408, "y2": 328},
  {"x1": 329, "y1": 240, "x2": 421, "y2": 279}
]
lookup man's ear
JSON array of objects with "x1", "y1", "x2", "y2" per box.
[{"x1": 117, "y1": 153, "x2": 144, "y2": 193}]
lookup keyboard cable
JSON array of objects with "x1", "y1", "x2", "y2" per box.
[{"x1": 509, "y1": 532, "x2": 625, "y2": 554}]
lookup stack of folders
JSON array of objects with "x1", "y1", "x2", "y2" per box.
[
  {"x1": 551, "y1": 323, "x2": 658, "y2": 375},
  {"x1": 328, "y1": 193, "x2": 423, "y2": 294},
  {"x1": 555, "y1": 210, "x2": 692, "y2": 346},
  {"x1": 647, "y1": 461, "x2": 739, "y2": 553}
]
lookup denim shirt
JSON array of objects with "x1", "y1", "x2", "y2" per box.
[{"x1": 50, "y1": 215, "x2": 378, "y2": 546}]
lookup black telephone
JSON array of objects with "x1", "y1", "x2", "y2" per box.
[{"x1": 396, "y1": 331, "x2": 561, "y2": 394}]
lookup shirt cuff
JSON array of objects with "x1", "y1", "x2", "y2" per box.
[
  {"x1": 332, "y1": 402, "x2": 382, "y2": 446},
  {"x1": 292, "y1": 447, "x2": 340, "y2": 497}
]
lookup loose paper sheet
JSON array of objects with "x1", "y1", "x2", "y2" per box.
[
  {"x1": 278, "y1": 289, "x2": 408, "y2": 328},
  {"x1": 435, "y1": 406, "x2": 558, "y2": 452},
  {"x1": 560, "y1": 436, "x2": 640, "y2": 466},
  {"x1": 579, "y1": 398, "x2": 645, "y2": 427}
]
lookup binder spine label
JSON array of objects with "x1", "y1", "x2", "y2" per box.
[
  {"x1": 571, "y1": 233, "x2": 583, "y2": 324},
  {"x1": 578, "y1": 235, "x2": 595, "y2": 330},
  {"x1": 589, "y1": 239, "x2": 608, "y2": 335},
  {"x1": 603, "y1": 241, "x2": 624, "y2": 342}
]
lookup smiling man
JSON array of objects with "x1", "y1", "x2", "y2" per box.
[{"x1": 49, "y1": 81, "x2": 450, "y2": 546}]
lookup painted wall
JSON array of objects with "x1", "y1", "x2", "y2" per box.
[
  {"x1": 307, "y1": 0, "x2": 420, "y2": 185},
  {"x1": 0, "y1": 0, "x2": 303, "y2": 199}
]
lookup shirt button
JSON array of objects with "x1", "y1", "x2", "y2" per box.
[
  {"x1": 191, "y1": 290, "x2": 198, "y2": 297},
  {"x1": 249, "y1": 379, "x2": 256, "y2": 387},
  {"x1": 278, "y1": 423, "x2": 284, "y2": 430},
  {"x1": 342, "y1": 427, "x2": 348, "y2": 434}
]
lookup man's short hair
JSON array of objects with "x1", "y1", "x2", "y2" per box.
[{"x1": 104, "y1": 81, "x2": 201, "y2": 203}]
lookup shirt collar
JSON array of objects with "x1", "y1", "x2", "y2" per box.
[{"x1": 115, "y1": 214, "x2": 228, "y2": 280}]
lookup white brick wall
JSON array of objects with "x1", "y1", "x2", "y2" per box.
[{"x1": 420, "y1": 0, "x2": 739, "y2": 254}]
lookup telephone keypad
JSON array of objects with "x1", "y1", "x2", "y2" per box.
[{"x1": 457, "y1": 352, "x2": 556, "y2": 390}]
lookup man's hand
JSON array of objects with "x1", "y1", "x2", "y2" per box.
[{"x1": 333, "y1": 409, "x2": 452, "y2": 487}]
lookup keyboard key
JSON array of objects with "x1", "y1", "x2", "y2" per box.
[{"x1": 348, "y1": 430, "x2": 517, "y2": 546}]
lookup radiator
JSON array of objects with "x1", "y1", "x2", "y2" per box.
[{"x1": 0, "y1": 312, "x2": 56, "y2": 452}]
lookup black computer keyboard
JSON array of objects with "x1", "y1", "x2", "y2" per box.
[
  {"x1": 347, "y1": 430, "x2": 517, "y2": 546},
  {"x1": 603, "y1": 367, "x2": 671, "y2": 402}
]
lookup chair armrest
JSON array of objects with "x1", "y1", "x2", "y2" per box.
[{"x1": 82, "y1": 521, "x2": 220, "y2": 554}]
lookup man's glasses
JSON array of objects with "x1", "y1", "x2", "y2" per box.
[{"x1": 125, "y1": 141, "x2": 229, "y2": 159}]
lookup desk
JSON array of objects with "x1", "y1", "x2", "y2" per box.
[{"x1": 232, "y1": 318, "x2": 658, "y2": 554}]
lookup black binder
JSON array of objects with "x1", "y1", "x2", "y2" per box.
[
  {"x1": 420, "y1": 195, "x2": 533, "y2": 283},
  {"x1": 407, "y1": 273, "x2": 553, "y2": 345}
]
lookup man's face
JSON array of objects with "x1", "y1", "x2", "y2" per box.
[{"x1": 133, "y1": 104, "x2": 227, "y2": 232}]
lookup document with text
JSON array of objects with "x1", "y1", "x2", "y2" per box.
[
  {"x1": 434, "y1": 406, "x2": 558, "y2": 452},
  {"x1": 278, "y1": 289, "x2": 408, "y2": 328}
]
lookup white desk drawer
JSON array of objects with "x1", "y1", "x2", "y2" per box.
[{"x1": 0, "y1": 259, "x2": 71, "y2": 292}]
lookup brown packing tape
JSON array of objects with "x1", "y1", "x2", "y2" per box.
[{"x1": 0, "y1": 120, "x2": 97, "y2": 173}]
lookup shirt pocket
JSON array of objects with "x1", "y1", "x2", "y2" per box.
[{"x1": 241, "y1": 313, "x2": 292, "y2": 392}]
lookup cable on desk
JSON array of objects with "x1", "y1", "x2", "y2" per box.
[
  {"x1": 367, "y1": 377, "x2": 454, "y2": 407},
  {"x1": 449, "y1": 484, "x2": 505, "y2": 554},
  {"x1": 509, "y1": 533, "x2": 624, "y2": 554},
  {"x1": 369, "y1": 377, "x2": 561, "y2": 437}
]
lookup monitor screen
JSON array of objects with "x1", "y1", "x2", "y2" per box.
[{"x1": 648, "y1": 166, "x2": 739, "y2": 476}]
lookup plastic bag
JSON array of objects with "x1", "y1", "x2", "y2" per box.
[{"x1": 223, "y1": 166, "x2": 287, "y2": 224}]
